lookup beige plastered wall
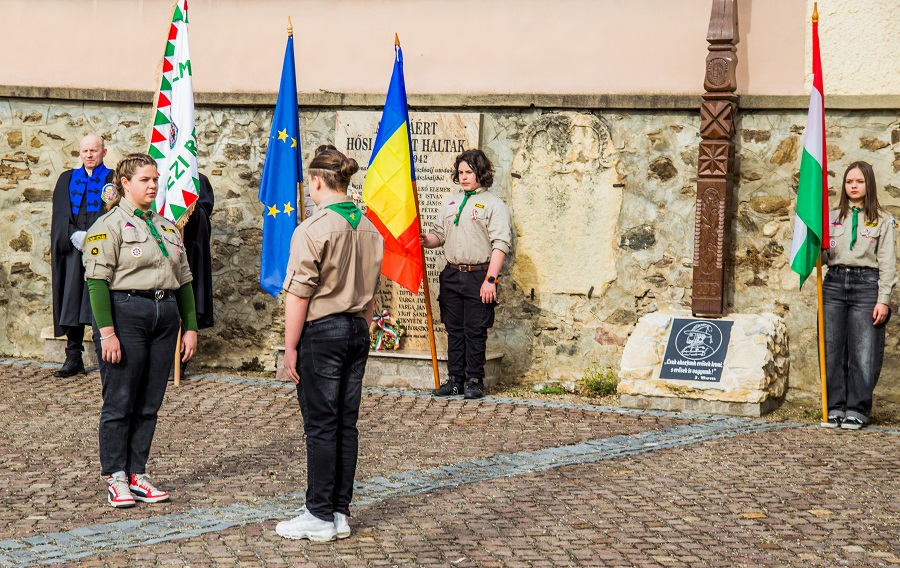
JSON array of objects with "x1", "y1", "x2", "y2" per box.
[
  {"x1": 806, "y1": 0, "x2": 900, "y2": 96},
  {"x1": 0, "y1": 0, "x2": 810, "y2": 96}
]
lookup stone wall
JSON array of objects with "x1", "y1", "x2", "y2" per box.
[{"x1": 2, "y1": 97, "x2": 899, "y2": 403}]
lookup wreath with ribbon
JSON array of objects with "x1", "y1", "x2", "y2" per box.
[{"x1": 370, "y1": 308, "x2": 405, "y2": 351}]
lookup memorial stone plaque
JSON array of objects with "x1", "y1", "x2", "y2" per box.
[
  {"x1": 659, "y1": 318, "x2": 733, "y2": 382},
  {"x1": 335, "y1": 111, "x2": 482, "y2": 351}
]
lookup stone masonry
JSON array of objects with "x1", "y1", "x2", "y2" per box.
[{"x1": 1, "y1": 98, "x2": 899, "y2": 403}]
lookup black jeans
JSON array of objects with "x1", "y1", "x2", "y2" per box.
[
  {"x1": 95, "y1": 292, "x2": 180, "y2": 476},
  {"x1": 438, "y1": 266, "x2": 495, "y2": 384},
  {"x1": 295, "y1": 314, "x2": 369, "y2": 522},
  {"x1": 823, "y1": 266, "x2": 885, "y2": 422}
]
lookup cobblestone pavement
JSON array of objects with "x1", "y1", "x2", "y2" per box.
[{"x1": 1, "y1": 359, "x2": 899, "y2": 567}]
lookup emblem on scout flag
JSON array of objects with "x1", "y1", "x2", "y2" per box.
[
  {"x1": 132, "y1": 247, "x2": 143, "y2": 257},
  {"x1": 170, "y1": 122, "x2": 179, "y2": 150},
  {"x1": 101, "y1": 183, "x2": 117, "y2": 203}
]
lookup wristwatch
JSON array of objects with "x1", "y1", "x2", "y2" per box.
[{"x1": 485, "y1": 275, "x2": 500, "y2": 284}]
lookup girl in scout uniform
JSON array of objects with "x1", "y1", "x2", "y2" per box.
[
  {"x1": 276, "y1": 145, "x2": 384, "y2": 542},
  {"x1": 821, "y1": 161, "x2": 897, "y2": 430},
  {"x1": 421, "y1": 149, "x2": 513, "y2": 400},
  {"x1": 83, "y1": 153, "x2": 198, "y2": 507}
]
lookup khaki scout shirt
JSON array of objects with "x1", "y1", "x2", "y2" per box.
[
  {"x1": 283, "y1": 195, "x2": 384, "y2": 322},
  {"x1": 429, "y1": 188, "x2": 512, "y2": 265},
  {"x1": 82, "y1": 198, "x2": 193, "y2": 291},
  {"x1": 823, "y1": 207, "x2": 898, "y2": 305}
]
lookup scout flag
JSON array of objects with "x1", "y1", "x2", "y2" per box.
[
  {"x1": 362, "y1": 36, "x2": 423, "y2": 294},
  {"x1": 258, "y1": 27, "x2": 302, "y2": 297},
  {"x1": 789, "y1": 3, "x2": 829, "y2": 288},
  {"x1": 149, "y1": 0, "x2": 199, "y2": 226}
]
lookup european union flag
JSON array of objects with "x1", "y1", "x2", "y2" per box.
[{"x1": 258, "y1": 33, "x2": 302, "y2": 297}]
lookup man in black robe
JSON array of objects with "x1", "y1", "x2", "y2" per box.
[
  {"x1": 50, "y1": 134, "x2": 114, "y2": 377},
  {"x1": 184, "y1": 173, "x2": 215, "y2": 330}
]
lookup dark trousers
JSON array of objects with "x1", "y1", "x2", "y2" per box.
[
  {"x1": 438, "y1": 266, "x2": 495, "y2": 385},
  {"x1": 823, "y1": 266, "x2": 885, "y2": 422},
  {"x1": 95, "y1": 292, "x2": 181, "y2": 476},
  {"x1": 295, "y1": 314, "x2": 369, "y2": 522},
  {"x1": 63, "y1": 325, "x2": 86, "y2": 359}
]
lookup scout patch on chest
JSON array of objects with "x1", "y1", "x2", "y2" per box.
[{"x1": 131, "y1": 247, "x2": 143, "y2": 258}]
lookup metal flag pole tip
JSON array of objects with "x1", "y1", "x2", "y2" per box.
[
  {"x1": 287, "y1": 16, "x2": 293, "y2": 35},
  {"x1": 813, "y1": 2, "x2": 818, "y2": 23},
  {"x1": 395, "y1": 33, "x2": 400, "y2": 47}
]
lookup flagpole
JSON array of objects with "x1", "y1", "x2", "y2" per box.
[
  {"x1": 411, "y1": 179, "x2": 441, "y2": 389},
  {"x1": 287, "y1": 17, "x2": 306, "y2": 224},
  {"x1": 816, "y1": 256, "x2": 828, "y2": 421}
]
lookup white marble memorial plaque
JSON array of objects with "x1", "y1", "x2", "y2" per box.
[{"x1": 335, "y1": 111, "x2": 481, "y2": 351}]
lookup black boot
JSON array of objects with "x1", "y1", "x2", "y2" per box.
[
  {"x1": 464, "y1": 380, "x2": 484, "y2": 400},
  {"x1": 433, "y1": 378, "x2": 465, "y2": 397},
  {"x1": 53, "y1": 356, "x2": 85, "y2": 378}
]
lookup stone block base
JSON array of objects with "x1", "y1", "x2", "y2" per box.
[
  {"x1": 274, "y1": 347, "x2": 502, "y2": 390},
  {"x1": 617, "y1": 310, "x2": 788, "y2": 417},
  {"x1": 41, "y1": 326, "x2": 98, "y2": 366},
  {"x1": 619, "y1": 393, "x2": 783, "y2": 418}
]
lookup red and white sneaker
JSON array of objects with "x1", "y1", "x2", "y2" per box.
[
  {"x1": 107, "y1": 473, "x2": 135, "y2": 508},
  {"x1": 128, "y1": 473, "x2": 170, "y2": 503}
]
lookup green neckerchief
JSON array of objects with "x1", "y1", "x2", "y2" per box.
[
  {"x1": 133, "y1": 208, "x2": 169, "y2": 257},
  {"x1": 453, "y1": 190, "x2": 478, "y2": 226},
  {"x1": 325, "y1": 202, "x2": 363, "y2": 229},
  {"x1": 850, "y1": 206, "x2": 861, "y2": 251}
]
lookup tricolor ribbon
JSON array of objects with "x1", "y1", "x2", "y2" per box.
[{"x1": 372, "y1": 309, "x2": 401, "y2": 351}]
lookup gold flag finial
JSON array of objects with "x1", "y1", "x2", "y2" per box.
[
  {"x1": 812, "y1": 2, "x2": 818, "y2": 24},
  {"x1": 287, "y1": 16, "x2": 293, "y2": 36},
  {"x1": 395, "y1": 33, "x2": 400, "y2": 47}
]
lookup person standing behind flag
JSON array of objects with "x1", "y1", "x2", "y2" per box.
[
  {"x1": 420, "y1": 149, "x2": 512, "y2": 399},
  {"x1": 821, "y1": 161, "x2": 896, "y2": 430},
  {"x1": 50, "y1": 134, "x2": 114, "y2": 378},
  {"x1": 276, "y1": 145, "x2": 384, "y2": 542},
  {"x1": 83, "y1": 153, "x2": 198, "y2": 507}
]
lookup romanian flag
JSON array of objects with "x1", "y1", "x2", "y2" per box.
[
  {"x1": 789, "y1": 4, "x2": 829, "y2": 288},
  {"x1": 362, "y1": 37, "x2": 423, "y2": 294},
  {"x1": 148, "y1": 0, "x2": 199, "y2": 226},
  {"x1": 258, "y1": 29, "x2": 302, "y2": 298}
]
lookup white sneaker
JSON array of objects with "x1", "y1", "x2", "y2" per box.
[
  {"x1": 106, "y1": 472, "x2": 135, "y2": 508},
  {"x1": 276, "y1": 510, "x2": 337, "y2": 542},
  {"x1": 334, "y1": 512, "x2": 351, "y2": 539}
]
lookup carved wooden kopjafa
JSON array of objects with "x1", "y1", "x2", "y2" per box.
[{"x1": 693, "y1": 0, "x2": 738, "y2": 317}]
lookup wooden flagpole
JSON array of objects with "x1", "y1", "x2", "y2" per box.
[
  {"x1": 816, "y1": 256, "x2": 827, "y2": 422},
  {"x1": 411, "y1": 179, "x2": 441, "y2": 389}
]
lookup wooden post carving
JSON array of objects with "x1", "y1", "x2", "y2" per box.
[{"x1": 693, "y1": 0, "x2": 739, "y2": 317}]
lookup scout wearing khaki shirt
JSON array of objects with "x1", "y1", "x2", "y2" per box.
[
  {"x1": 276, "y1": 145, "x2": 384, "y2": 543},
  {"x1": 83, "y1": 153, "x2": 198, "y2": 508},
  {"x1": 421, "y1": 149, "x2": 513, "y2": 400},
  {"x1": 820, "y1": 161, "x2": 897, "y2": 430}
]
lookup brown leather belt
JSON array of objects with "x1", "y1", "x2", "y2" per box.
[{"x1": 447, "y1": 262, "x2": 490, "y2": 272}]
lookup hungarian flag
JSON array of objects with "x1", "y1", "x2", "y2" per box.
[
  {"x1": 149, "y1": 0, "x2": 199, "y2": 226},
  {"x1": 362, "y1": 36, "x2": 423, "y2": 294},
  {"x1": 789, "y1": 8, "x2": 829, "y2": 288}
]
